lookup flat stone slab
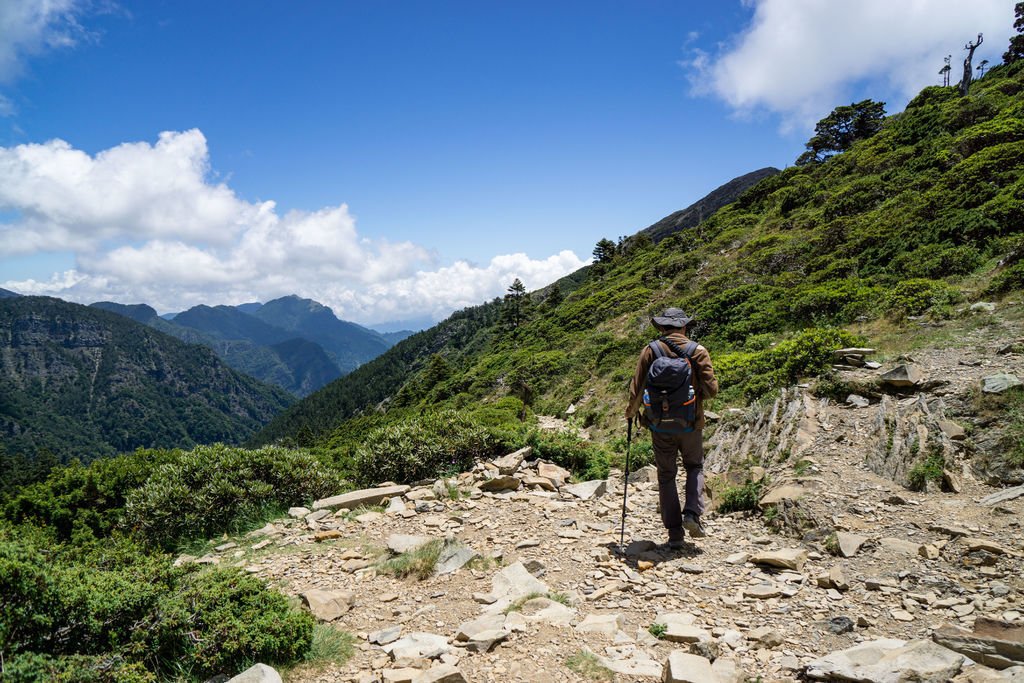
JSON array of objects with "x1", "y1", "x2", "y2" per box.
[
  {"x1": 434, "y1": 544, "x2": 479, "y2": 575},
  {"x1": 750, "y1": 547, "x2": 808, "y2": 570},
  {"x1": 933, "y1": 617, "x2": 1024, "y2": 669},
  {"x1": 478, "y1": 475, "x2": 520, "y2": 492},
  {"x1": 565, "y1": 479, "x2": 607, "y2": 500},
  {"x1": 744, "y1": 583, "x2": 783, "y2": 599},
  {"x1": 383, "y1": 632, "x2": 450, "y2": 661},
  {"x1": 300, "y1": 589, "x2": 354, "y2": 622},
  {"x1": 492, "y1": 446, "x2": 531, "y2": 474},
  {"x1": 538, "y1": 462, "x2": 570, "y2": 485},
  {"x1": 456, "y1": 613, "x2": 507, "y2": 641},
  {"x1": 519, "y1": 597, "x2": 575, "y2": 626},
  {"x1": 879, "y1": 537, "x2": 924, "y2": 556},
  {"x1": 759, "y1": 484, "x2": 807, "y2": 507},
  {"x1": 387, "y1": 534, "x2": 435, "y2": 554},
  {"x1": 227, "y1": 664, "x2": 282, "y2": 683},
  {"x1": 313, "y1": 485, "x2": 410, "y2": 511},
  {"x1": 981, "y1": 485, "x2": 1024, "y2": 506},
  {"x1": 412, "y1": 664, "x2": 468, "y2": 683},
  {"x1": 805, "y1": 638, "x2": 965, "y2": 681},
  {"x1": 485, "y1": 561, "x2": 549, "y2": 604},
  {"x1": 576, "y1": 613, "x2": 625, "y2": 635},
  {"x1": 837, "y1": 532, "x2": 868, "y2": 558},
  {"x1": 983, "y1": 373, "x2": 1023, "y2": 394},
  {"x1": 965, "y1": 537, "x2": 1012, "y2": 555},
  {"x1": 369, "y1": 625, "x2": 403, "y2": 645},
  {"x1": 881, "y1": 364, "x2": 924, "y2": 387},
  {"x1": 664, "y1": 651, "x2": 715, "y2": 683}
]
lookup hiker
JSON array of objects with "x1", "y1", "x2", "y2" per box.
[{"x1": 625, "y1": 307, "x2": 718, "y2": 547}]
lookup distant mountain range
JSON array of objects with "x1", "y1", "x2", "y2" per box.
[
  {"x1": 90, "y1": 295, "x2": 411, "y2": 397},
  {"x1": 0, "y1": 296, "x2": 294, "y2": 464}
]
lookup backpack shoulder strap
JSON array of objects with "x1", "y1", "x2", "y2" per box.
[
  {"x1": 659, "y1": 336, "x2": 696, "y2": 359},
  {"x1": 648, "y1": 340, "x2": 666, "y2": 359}
]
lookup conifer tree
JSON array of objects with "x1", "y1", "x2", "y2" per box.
[{"x1": 1005, "y1": 3, "x2": 1024, "y2": 64}]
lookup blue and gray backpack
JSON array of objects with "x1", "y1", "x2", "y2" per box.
[{"x1": 643, "y1": 337, "x2": 698, "y2": 433}]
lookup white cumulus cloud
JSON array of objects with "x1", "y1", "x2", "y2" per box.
[
  {"x1": 687, "y1": 0, "x2": 1014, "y2": 127},
  {"x1": 0, "y1": 130, "x2": 588, "y2": 325}
]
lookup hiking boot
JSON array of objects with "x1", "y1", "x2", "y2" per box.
[
  {"x1": 682, "y1": 512, "x2": 707, "y2": 538},
  {"x1": 667, "y1": 527, "x2": 685, "y2": 549}
]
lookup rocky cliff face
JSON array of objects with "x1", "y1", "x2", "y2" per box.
[{"x1": 0, "y1": 296, "x2": 293, "y2": 463}]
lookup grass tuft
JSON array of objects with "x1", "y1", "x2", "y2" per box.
[
  {"x1": 376, "y1": 539, "x2": 445, "y2": 580},
  {"x1": 565, "y1": 651, "x2": 615, "y2": 681},
  {"x1": 503, "y1": 590, "x2": 573, "y2": 614}
]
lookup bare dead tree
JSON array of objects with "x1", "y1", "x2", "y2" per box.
[{"x1": 960, "y1": 33, "x2": 984, "y2": 96}]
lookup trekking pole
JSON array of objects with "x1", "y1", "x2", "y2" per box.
[{"x1": 619, "y1": 417, "x2": 634, "y2": 551}]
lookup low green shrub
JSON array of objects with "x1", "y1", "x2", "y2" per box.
[
  {"x1": 884, "y1": 278, "x2": 962, "y2": 317},
  {"x1": 716, "y1": 328, "x2": 863, "y2": 401},
  {"x1": 2, "y1": 448, "x2": 178, "y2": 543},
  {"x1": 987, "y1": 261, "x2": 1024, "y2": 296},
  {"x1": 145, "y1": 568, "x2": 315, "y2": 678},
  {"x1": 716, "y1": 479, "x2": 765, "y2": 513},
  {"x1": 122, "y1": 445, "x2": 344, "y2": 550},
  {"x1": 0, "y1": 653, "x2": 156, "y2": 683},
  {"x1": 352, "y1": 410, "x2": 498, "y2": 486},
  {"x1": 527, "y1": 430, "x2": 610, "y2": 480},
  {"x1": 0, "y1": 533, "x2": 314, "y2": 680},
  {"x1": 907, "y1": 448, "x2": 946, "y2": 491}
]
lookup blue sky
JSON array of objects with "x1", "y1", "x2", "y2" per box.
[{"x1": 0, "y1": 0, "x2": 1014, "y2": 324}]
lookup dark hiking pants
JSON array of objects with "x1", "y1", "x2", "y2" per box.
[{"x1": 651, "y1": 429, "x2": 704, "y2": 530}]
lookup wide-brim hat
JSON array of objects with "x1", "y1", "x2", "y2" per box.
[{"x1": 651, "y1": 307, "x2": 693, "y2": 329}]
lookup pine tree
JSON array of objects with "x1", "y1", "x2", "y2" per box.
[
  {"x1": 1005, "y1": 3, "x2": 1024, "y2": 64},
  {"x1": 503, "y1": 278, "x2": 527, "y2": 331}
]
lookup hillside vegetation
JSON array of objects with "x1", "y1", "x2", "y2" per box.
[
  {"x1": 258, "y1": 61, "x2": 1024, "y2": 467},
  {"x1": 0, "y1": 297, "x2": 294, "y2": 479}
]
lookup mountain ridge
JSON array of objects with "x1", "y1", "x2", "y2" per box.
[{"x1": 1, "y1": 296, "x2": 294, "y2": 464}]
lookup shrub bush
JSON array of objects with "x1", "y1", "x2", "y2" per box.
[
  {"x1": 0, "y1": 532, "x2": 315, "y2": 680},
  {"x1": 884, "y1": 278, "x2": 962, "y2": 317},
  {"x1": 1, "y1": 653, "x2": 156, "y2": 683},
  {"x1": 122, "y1": 445, "x2": 344, "y2": 549},
  {"x1": 352, "y1": 410, "x2": 498, "y2": 486},
  {"x1": 527, "y1": 429, "x2": 611, "y2": 480},
  {"x1": 716, "y1": 328, "x2": 863, "y2": 401},
  {"x1": 144, "y1": 568, "x2": 315, "y2": 678}
]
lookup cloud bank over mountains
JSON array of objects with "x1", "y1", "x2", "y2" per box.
[
  {"x1": 688, "y1": 0, "x2": 1012, "y2": 128},
  {"x1": 0, "y1": 130, "x2": 588, "y2": 324}
]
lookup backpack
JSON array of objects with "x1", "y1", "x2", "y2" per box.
[{"x1": 642, "y1": 337, "x2": 698, "y2": 433}]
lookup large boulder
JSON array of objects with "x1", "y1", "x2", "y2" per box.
[
  {"x1": 805, "y1": 639, "x2": 965, "y2": 681},
  {"x1": 933, "y1": 618, "x2": 1024, "y2": 670},
  {"x1": 663, "y1": 651, "x2": 715, "y2": 683},
  {"x1": 881, "y1": 364, "x2": 925, "y2": 388},
  {"x1": 300, "y1": 589, "x2": 354, "y2": 622},
  {"x1": 749, "y1": 547, "x2": 808, "y2": 571}
]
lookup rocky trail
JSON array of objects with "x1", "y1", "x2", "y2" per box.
[{"x1": 203, "y1": 311, "x2": 1024, "y2": 683}]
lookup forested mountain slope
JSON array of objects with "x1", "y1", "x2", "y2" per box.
[
  {"x1": 0, "y1": 296, "x2": 294, "y2": 464},
  {"x1": 258, "y1": 61, "x2": 1024, "y2": 449}
]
